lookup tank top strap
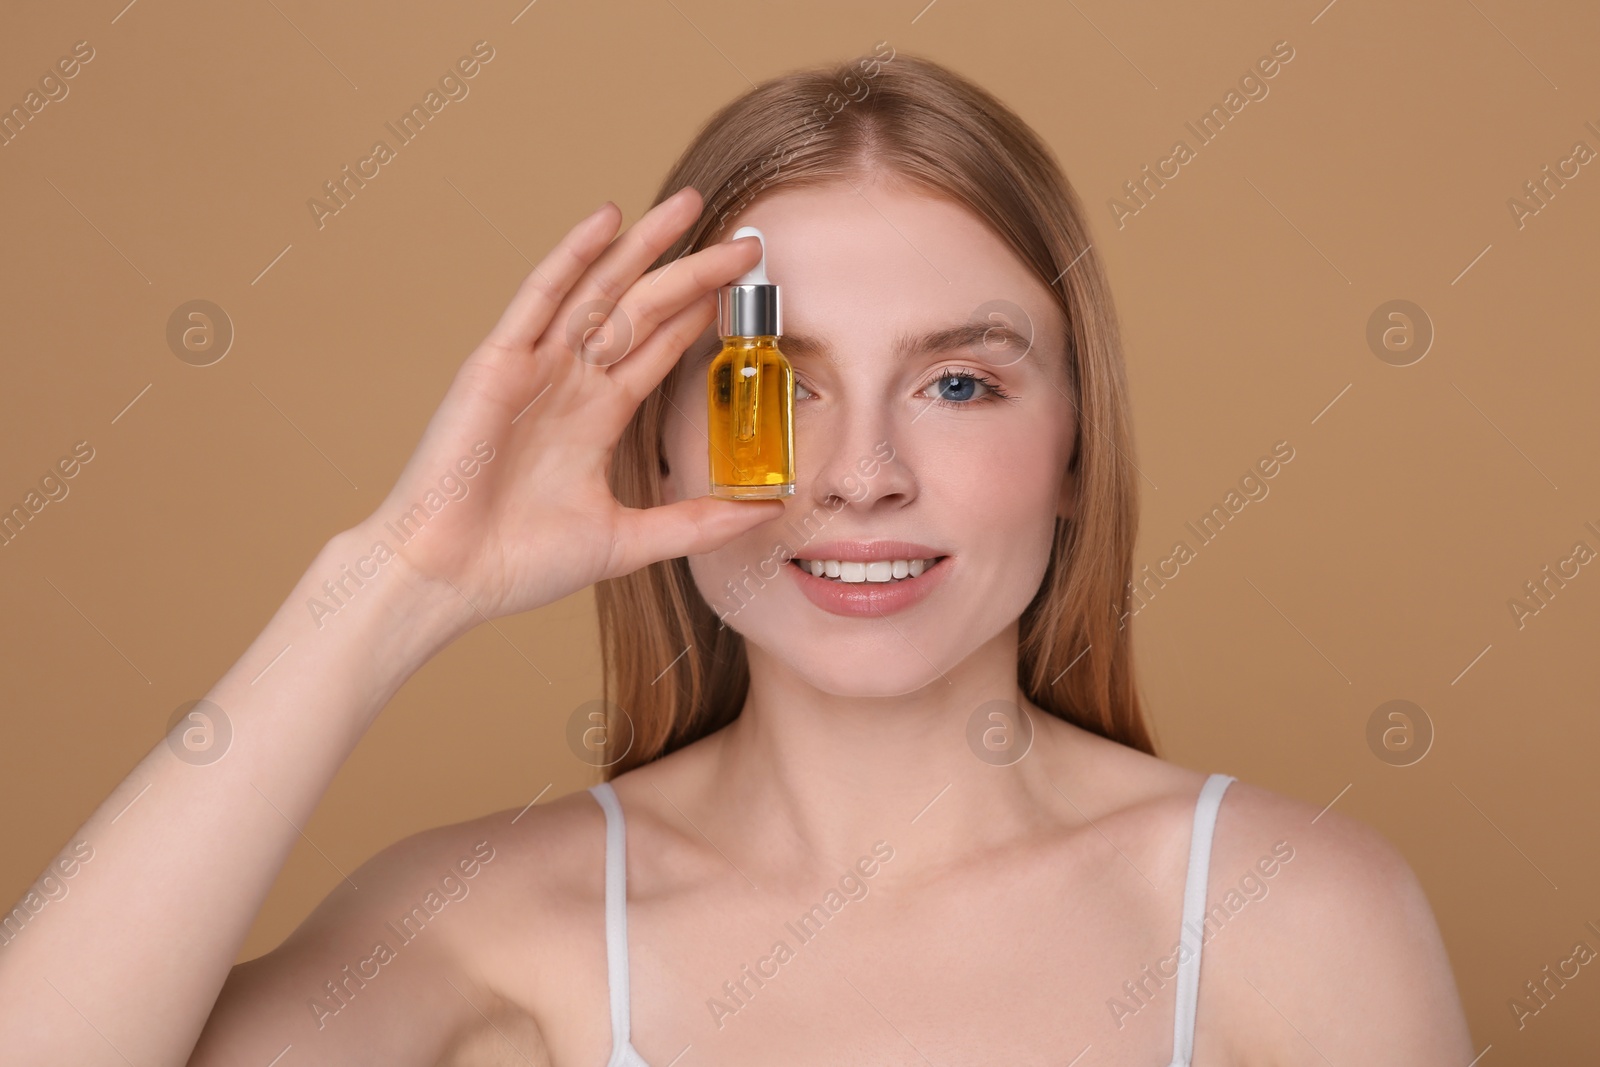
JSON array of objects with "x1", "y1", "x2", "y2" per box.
[
  {"x1": 588, "y1": 782, "x2": 635, "y2": 1065},
  {"x1": 1167, "y1": 772, "x2": 1236, "y2": 1067}
]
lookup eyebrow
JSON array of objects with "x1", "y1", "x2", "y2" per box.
[{"x1": 777, "y1": 321, "x2": 1034, "y2": 365}]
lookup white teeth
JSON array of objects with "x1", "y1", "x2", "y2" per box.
[{"x1": 797, "y1": 557, "x2": 941, "y2": 583}]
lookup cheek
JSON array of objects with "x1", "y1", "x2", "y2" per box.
[
  {"x1": 684, "y1": 528, "x2": 801, "y2": 626},
  {"x1": 686, "y1": 547, "x2": 743, "y2": 616},
  {"x1": 913, "y1": 418, "x2": 1064, "y2": 599},
  {"x1": 923, "y1": 417, "x2": 1060, "y2": 519}
]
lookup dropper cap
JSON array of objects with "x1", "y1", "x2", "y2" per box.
[{"x1": 717, "y1": 226, "x2": 781, "y2": 338}]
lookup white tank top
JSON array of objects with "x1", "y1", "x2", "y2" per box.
[{"x1": 588, "y1": 772, "x2": 1235, "y2": 1067}]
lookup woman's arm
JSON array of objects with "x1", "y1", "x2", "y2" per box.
[
  {"x1": 0, "y1": 187, "x2": 779, "y2": 1066},
  {"x1": 0, "y1": 527, "x2": 476, "y2": 1065}
]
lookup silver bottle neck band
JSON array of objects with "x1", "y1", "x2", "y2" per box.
[{"x1": 718, "y1": 283, "x2": 781, "y2": 337}]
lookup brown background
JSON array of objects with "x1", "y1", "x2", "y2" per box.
[{"x1": 2, "y1": 0, "x2": 1597, "y2": 1060}]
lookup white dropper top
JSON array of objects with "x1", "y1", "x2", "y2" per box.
[
  {"x1": 718, "y1": 225, "x2": 779, "y2": 336},
  {"x1": 732, "y1": 226, "x2": 769, "y2": 284}
]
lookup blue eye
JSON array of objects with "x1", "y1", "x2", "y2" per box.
[
  {"x1": 928, "y1": 373, "x2": 987, "y2": 403},
  {"x1": 791, "y1": 369, "x2": 1011, "y2": 407},
  {"x1": 922, "y1": 368, "x2": 1009, "y2": 407}
]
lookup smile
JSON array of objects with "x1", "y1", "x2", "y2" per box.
[
  {"x1": 787, "y1": 555, "x2": 951, "y2": 617},
  {"x1": 791, "y1": 556, "x2": 946, "y2": 583}
]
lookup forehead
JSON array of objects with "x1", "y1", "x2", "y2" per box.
[{"x1": 712, "y1": 181, "x2": 1063, "y2": 356}]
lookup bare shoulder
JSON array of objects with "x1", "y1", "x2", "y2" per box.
[
  {"x1": 1035, "y1": 722, "x2": 1475, "y2": 1064},
  {"x1": 1196, "y1": 778, "x2": 1476, "y2": 1065},
  {"x1": 190, "y1": 788, "x2": 612, "y2": 1067}
]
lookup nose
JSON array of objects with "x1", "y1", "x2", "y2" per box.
[{"x1": 800, "y1": 399, "x2": 912, "y2": 512}]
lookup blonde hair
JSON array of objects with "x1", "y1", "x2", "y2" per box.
[{"x1": 594, "y1": 48, "x2": 1157, "y2": 776}]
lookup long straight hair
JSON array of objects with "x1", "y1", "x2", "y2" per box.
[{"x1": 593, "y1": 48, "x2": 1157, "y2": 776}]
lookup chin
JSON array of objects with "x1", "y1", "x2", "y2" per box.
[
  {"x1": 747, "y1": 632, "x2": 959, "y2": 698},
  {"x1": 725, "y1": 587, "x2": 987, "y2": 696}
]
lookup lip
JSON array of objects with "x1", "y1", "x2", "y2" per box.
[
  {"x1": 787, "y1": 543, "x2": 951, "y2": 618},
  {"x1": 790, "y1": 540, "x2": 945, "y2": 563}
]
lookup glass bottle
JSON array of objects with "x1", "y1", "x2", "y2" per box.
[{"x1": 708, "y1": 226, "x2": 795, "y2": 499}]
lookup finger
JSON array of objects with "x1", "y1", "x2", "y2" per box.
[
  {"x1": 484, "y1": 201, "x2": 621, "y2": 352},
  {"x1": 549, "y1": 187, "x2": 724, "y2": 355},
  {"x1": 609, "y1": 497, "x2": 787, "y2": 578},
  {"x1": 605, "y1": 289, "x2": 718, "y2": 407},
  {"x1": 577, "y1": 186, "x2": 701, "y2": 304},
  {"x1": 575, "y1": 232, "x2": 763, "y2": 375}
]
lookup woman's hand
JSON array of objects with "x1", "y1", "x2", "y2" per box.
[{"x1": 360, "y1": 186, "x2": 781, "y2": 630}]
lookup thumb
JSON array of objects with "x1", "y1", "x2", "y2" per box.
[{"x1": 611, "y1": 496, "x2": 787, "y2": 576}]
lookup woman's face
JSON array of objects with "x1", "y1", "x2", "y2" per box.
[{"x1": 660, "y1": 179, "x2": 1078, "y2": 696}]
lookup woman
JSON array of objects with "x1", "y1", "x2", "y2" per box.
[{"x1": 1, "y1": 51, "x2": 1473, "y2": 1065}]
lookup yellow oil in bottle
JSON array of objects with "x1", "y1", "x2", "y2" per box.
[{"x1": 708, "y1": 335, "x2": 794, "y2": 498}]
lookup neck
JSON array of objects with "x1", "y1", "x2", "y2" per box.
[{"x1": 697, "y1": 623, "x2": 1073, "y2": 873}]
